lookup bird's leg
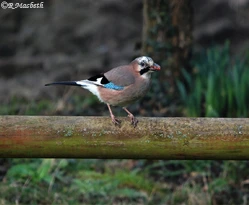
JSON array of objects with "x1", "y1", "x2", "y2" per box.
[
  {"x1": 107, "y1": 104, "x2": 121, "y2": 126},
  {"x1": 123, "y1": 107, "x2": 138, "y2": 128}
]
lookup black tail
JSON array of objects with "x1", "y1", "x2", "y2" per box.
[{"x1": 45, "y1": 81, "x2": 81, "y2": 86}]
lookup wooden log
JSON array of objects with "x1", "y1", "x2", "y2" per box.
[{"x1": 0, "y1": 116, "x2": 249, "y2": 159}]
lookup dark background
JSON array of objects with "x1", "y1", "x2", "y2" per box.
[{"x1": 1, "y1": 0, "x2": 248, "y2": 108}]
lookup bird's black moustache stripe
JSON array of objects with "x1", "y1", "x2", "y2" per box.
[
  {"x1": 139, "y1": 67, "x2": 150, "y2": 75},
  {"x1": 45, "y1": 81, "x2": 81, "y2": 86}
]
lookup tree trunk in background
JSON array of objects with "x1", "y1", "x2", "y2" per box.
[
  {"x1": 142, "y1": 0, "x2": 193, "y2": 78},
  {"x1": 141, "y1": 0, "x2": 192, "y2": 116}
]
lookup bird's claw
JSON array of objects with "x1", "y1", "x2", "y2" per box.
[
  {"x1": 127, "y1": 114, "x2": 138, "y2": 128},
  {"x1": 111, "y1": 115, "x2": 121, "y2": 127},
  {"x1": 131, "y1": 118, "x2": 138, "y2": 128}
]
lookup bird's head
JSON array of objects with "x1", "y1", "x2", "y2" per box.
[{"x1": 134, "y1": 56, "x2": 161, "y2": 76}]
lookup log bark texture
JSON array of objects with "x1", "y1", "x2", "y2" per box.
[{"x1": 0, "y1": 116, "x2": 249, "y2": 159}]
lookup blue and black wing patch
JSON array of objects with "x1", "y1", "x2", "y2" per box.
[
  {"x1": 88, "y1": 74, "x2": 124, "y2": 90},
  {"x1": 103, "y1": 82, "x2": 124, "y2": 90}
]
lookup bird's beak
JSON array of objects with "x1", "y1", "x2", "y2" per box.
[{"x1": 150, "y1": 63, "x2": 161, "y2": 71}]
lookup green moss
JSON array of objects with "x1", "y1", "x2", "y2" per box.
[{"x1": 64, "y1": 129, "x2": 73, "y2": 137}]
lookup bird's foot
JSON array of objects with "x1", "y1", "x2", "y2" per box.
[
  {"x1": 111, "y1": 114, "x2": 121, "y2": 127},
  {"x1": 127, "y1": 114, "x2": 138, "y2": 128}
]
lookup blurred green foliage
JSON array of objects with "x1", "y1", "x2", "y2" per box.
[
  {"x1": 2, "y1": 159, "x2": 154, "y2": 204},
  {"x1": 177, "y1": 41, "x2": 249, "y2": 117},
  {"x1": 0, "y1": 97, "x2": 53, "y2": 115},
  {"x1": 2, "y1": 159, "x2": 249, "y2": 204},
  {"x1": 0, "y1": 94, "x2": 102, "y2": 116}
]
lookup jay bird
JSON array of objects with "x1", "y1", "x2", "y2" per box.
[{"x1": 45, "y1": 56, "x2": 160, "y2": 127}]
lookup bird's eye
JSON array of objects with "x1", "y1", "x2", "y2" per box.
[{"x1": 140, "y1": 62, "x2": 145, "y2": 67}]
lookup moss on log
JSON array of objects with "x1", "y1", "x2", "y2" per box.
[{"x1": 0, "y1": 116, "x2": 249, "y2": 159}]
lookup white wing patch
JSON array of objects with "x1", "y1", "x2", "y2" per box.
[
  {"x1": 76, "y1": 80, "x2": 103, "y2": 102},
  {"x1": 76, "y1": 78, "x2": 104, "y2": 87}
]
